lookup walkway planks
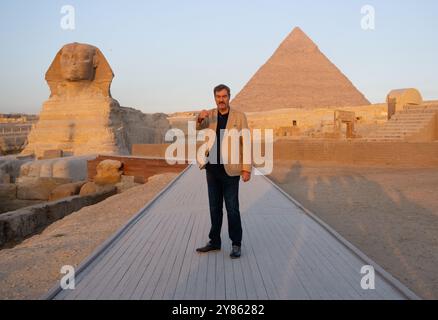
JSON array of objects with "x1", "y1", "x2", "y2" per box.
[{"x1": 45, "y1": 165, "x2": 419, "y2": 300}]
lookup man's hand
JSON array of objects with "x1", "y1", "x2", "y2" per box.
[
  {"x1": 241, "y1": 171, "x2": 251, "y2": 183},
  {"x1": 198, "y1": 109, "x2": 209, "y2": 123}
]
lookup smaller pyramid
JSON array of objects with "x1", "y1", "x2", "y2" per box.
[{"x1": 232, "y1": 27, "x2": 370, "y2": 112}]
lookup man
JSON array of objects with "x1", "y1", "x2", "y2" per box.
[{"x1": 195, "y1": 84, "x2": 252, "y2": 259}]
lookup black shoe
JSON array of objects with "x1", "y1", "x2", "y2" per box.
[
  {"x1": 230, "y1": 245, "x2": 241, "y2": 259},
  {"x1": 196, "y1": 242, "x2": 221, "y2": 253}
]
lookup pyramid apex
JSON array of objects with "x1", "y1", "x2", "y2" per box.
[
  {"x1": 291, "y1": 26, "x2": 304, "y2": 33},
  {"x1": 290, "y1": 26, "x2": 310, "y2": 38},
  {"x1": 279, "y1": 26, "x2": 317, "y2": 52}
]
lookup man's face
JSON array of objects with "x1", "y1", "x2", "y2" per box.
[{"x1": 215, "y1": 89, "x2": 230, "y2": 112}]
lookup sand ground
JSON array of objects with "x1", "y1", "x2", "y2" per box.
[
  {"x1": 269, "y1": 160, "x2": 438, "y2": 299},
  {"x1": 0, "y1": 172, "x2": 178, "y2": 300}
]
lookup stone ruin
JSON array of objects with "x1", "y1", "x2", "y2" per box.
[
  {"x1": 21, "y1": 42, "x2": 170, "y2": 158},
  {"x1": 367, "y1": 89, "x2": 438, "y2": 142},
  {"x1": 0, "y1": 114, "x2": 37, "y2": 155},
  {"x1": 386, "y1": 88, "x2": 423, "y2": 119},
  {"x1": 334, "y1": 110, "x2": 357, "y2": 139}
]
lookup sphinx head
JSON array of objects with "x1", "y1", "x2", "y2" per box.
[
  {"x1": 46, "y1": 42, "x2": 114, "y2": 97},
  {"x1": 60, "y1": 43, "x2": 97, "y2": 81}
]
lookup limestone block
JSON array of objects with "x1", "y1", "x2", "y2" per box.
[
  {"x1": 52, "y1": 156, "x2": 93, "y2": 181},
  {"x1": 115, "y1": 175, "x2": 141, "y2": 193},
  {"x1": 19, "y1": 161, "x2": 42, "y2": 178},
  {"x1": 79, "y1": 182, "x2": 116, "y2": 196},
  {"x1": 17, "y1": 177, "x2": 71, "y2": 200},
  {"x1": 94, "y1": 159, "x2": 123, "y2": 185},
  {"x1": 49, "y1": 181, "x2": 87, "y2": 201},
  {"x1": 39, "y1": 160, "x2": 55, "y2": 177},
  {"x1": 42, "y1": 149, "x2": 63, "y2": 159},
  {"x1": 120, "y1": 175, "x2": 135, "y2": 183},
  {"x1": 18, "y1": 162, "x2": 31, "y2": 177},
  {"x1": 0, "y1": 184, "x2": 17, "y2": 201},
  {"x1": 0, "y1": 173, "x2": 10, "y2": 184},
  {"x1": 16, "y1": 176, "x2": 38, "y2": 184},
  {"x1": 18, "y1": 156, "x2": 94, "y2": 182}
]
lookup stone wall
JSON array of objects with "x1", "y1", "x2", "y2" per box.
[
  {"x1": 132, "y1": 141, "x2": 438, "y2": 167},
  {"x1": 0, "y1": 188, "x2": 116, "y2": 248},
  {"x1": 18, "y1": 155, "x2": 95, "y2": 182},
  {"x1": 86, "y1": 155, "x2": 186, "y2": 183},
  {"x1": 274, "y1": 140, "x2": 438, "y2": 167}
]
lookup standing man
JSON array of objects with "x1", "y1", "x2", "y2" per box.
[{"x1": 195, "y1": 84, "x2": 252, "y2": 259}]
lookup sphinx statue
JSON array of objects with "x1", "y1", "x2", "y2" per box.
[{"x1": 22, "y1": 42, "x2": 130, "y2": 157}]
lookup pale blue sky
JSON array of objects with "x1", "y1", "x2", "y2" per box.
[{"x1": 0, "y1": 0, "x2": 437, "y2": 114}]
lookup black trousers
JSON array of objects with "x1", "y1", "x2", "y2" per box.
[{"x1": 205, "y1": 164, "x2": 242, "y2": 247}]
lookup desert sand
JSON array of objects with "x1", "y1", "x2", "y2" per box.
[{"x1": 269, "y1": 160, "x2": 438, "y2": 299}]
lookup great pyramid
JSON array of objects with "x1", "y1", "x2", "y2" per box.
[{"x1": 231, "y1": 27, "x2": 370, "y2": 112}]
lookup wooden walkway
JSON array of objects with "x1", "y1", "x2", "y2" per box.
[{"x1": 45, "y1": 165, "x2": 419, "y2": 300}]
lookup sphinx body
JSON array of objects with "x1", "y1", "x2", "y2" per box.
[{"x1": 22, "y1": 43, "x2": 130, "y2": 157}]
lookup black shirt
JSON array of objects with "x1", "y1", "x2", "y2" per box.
[
  {"x1": 216, "y1": 110, "x2": 229, "y2": 165},
  {"x1": 206, "y1": 109, "x2": 229, "y2": 173}
]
